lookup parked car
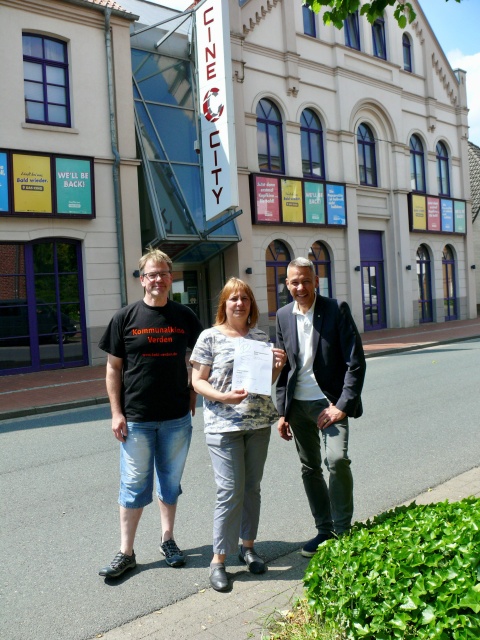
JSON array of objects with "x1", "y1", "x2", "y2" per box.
[{"x1": 0, "y1": 300, "x2": 77, "y2": 344}]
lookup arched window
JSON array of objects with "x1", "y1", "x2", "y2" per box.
[
  {"x1": 302, "y1": 4, "x2": 316, "y2": 37},
  {"x1": 402, "y1": 34, "x2": 412, "y2": 72},
  {"x1": 416, "y1": 245, "x2": 432, "y2": 323},
  {"x1": 266, "y1": 240, "x2": 291, "y2": 336},
  {"x1": 301, "y1": 109, "x2": 325, "y2": 178},
  {"x1": 357, "y1": 123, "x2": 377, "y2": 186},
  {"x1": 256, "y1": 98, "x2": 284, "y2": 174},
  {"x1": 436, "y1": 142, "x2": 450, "y2": 196},
  {"x1": 0, "y1": 239, "x2": 87, "y2": 374},
  {"x1": 442, "y1": 245, "x2": 457, "y2": 320},
  {"x1": 372, "y1": 18, "x2": 386, "y2": 60},
  {"x1": 344, "y1": 11, "x2": 360, "y2": 50},
  {"x1": 410, "y1": 135, "x2": 425, "y2": 192},
  {"x1": 308, "y1": 241, "x2": 332, "y2": 297}
]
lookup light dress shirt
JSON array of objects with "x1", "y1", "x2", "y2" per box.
[{"x1": 292, "y1": 297, "x2": 326, "y2": 402}]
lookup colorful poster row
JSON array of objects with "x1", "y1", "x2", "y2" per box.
[
  {"x1": 0, "y1": 150, "x2": 94, "y2": 218},
  {"x1": 251, "y1": 175, "x2": 347, "y2": 226},
  {"x1": 410, "y1": 194, "x2": 466, "y2": 234}
]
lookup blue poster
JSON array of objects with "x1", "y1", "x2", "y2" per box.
[
  {"x1": 326, "y1": 184, "x2": 346, "y2": 225},
  {"x1": 0, "y1": 152, "x2": 8, "y2": 212},
  {"x1": 441, "y1": 199, "x2": 453, "y2": 232}
]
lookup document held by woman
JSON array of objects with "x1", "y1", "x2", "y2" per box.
[{"x1": 231, "y1": 338, "x2": 274, "y2": 396}]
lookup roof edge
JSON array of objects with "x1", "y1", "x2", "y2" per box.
[{"x1": 63, "y1": 0, "x2": 139, "y2": 22}]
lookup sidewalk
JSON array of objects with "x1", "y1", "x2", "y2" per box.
[
  {"x1": 98, "y1": 466, "x2": 480, "y2": 640},
  {"x1": 0, "y1": 316, "x2": 479, "y2": 421}
]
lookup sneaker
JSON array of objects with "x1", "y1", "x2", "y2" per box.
[
  {"x1": 301, "y1": 533, "x2": 335, "y2": 558},
  {"x1": 238, "y1": 546, "x2": 266, "y2": 574},
  {"x1": 99, "y1": 550, "x2": 136, "y2": 578},
  {"x1": 160, "y1": 539, "x2": 185, "y2": 567}
]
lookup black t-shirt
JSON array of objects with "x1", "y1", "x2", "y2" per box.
[{"x1": 99, "y1": 299, "x2": 203, "y2": 421}]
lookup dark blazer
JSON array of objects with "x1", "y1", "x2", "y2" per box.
[{"x1": 276, "y1": 296, "x2": 366, "y2": 420}]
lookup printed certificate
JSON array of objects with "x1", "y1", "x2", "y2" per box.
[{"x1": 232, "y1": 339, "x2": 273, "y2": 396}]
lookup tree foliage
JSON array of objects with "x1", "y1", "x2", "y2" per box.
[{"x1": 303, "y1": 0, "x2": 462, "y2": 30}]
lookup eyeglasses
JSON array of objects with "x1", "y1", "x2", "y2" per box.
[{"x1": 141, "y1": 271, "x2": 172, "y2": 282}]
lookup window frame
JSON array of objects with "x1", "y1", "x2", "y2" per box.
[
  {"x1": 410, "y1": 134, "x2": 426, "y2": 193},
  {"x1": 300, "y1": 109, "x2": 325, "y2": 179},
  {"x1": 357, "y1": 123, "x2": 377, "y2": 187},
  {"x1": 402, "y1": 33, "x2": 412, "y2": 72},
  {"x1": 22, "y1": 33, "x2": 71, "y2": 128},
  {"x1": 265, "y1": 240, "x2": 291, "y2": 339},
  {"x1": 436, "y1": 141, "x2": 450, "y2": 196},
  {"x1": 416, "y1": 244, "x2": 433, "y2": 323},
  {"x1": 442, "y1": 245, "x2": 457, "y2": 321},
  {"x1": 256, "y1": 98, "x2": 285, "y2": 174},
  {"x1": 372, "y1": 18, "x2": 386, "y2": 60},
  {"x1": 344, "y1": 12, "x2": 360, "y2": 50},
  {"x1": 0, "y1": 239, "x2": 88, "y2": 375},
  {"x1": 308, "y1": 241, "x2": 332, "y2": 298},
  {"x1": 302, "y1": 4, "x2": 316, "y2": 37}
]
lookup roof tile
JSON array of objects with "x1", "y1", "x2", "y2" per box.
[
  {"x1": 76, "y1": 0, "x2": 134, "y2": 15},
  {"x1": 468, "y1": 141, "x2": 480, "y2": 222}
]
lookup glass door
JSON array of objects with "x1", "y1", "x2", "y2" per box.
[{"x1": 362, "y1": 262, "x2": 386, "y2": 330}]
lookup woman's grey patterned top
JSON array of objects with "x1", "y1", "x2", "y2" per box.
[{"x1": 190, "y1": 326, "x2": 278, "y2": 433}]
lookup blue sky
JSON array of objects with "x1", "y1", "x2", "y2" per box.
[
  {"x1": 153, "y1": 0, "x2": 480, "y2": 144},
  {"x1": 418, "y1": 0, "x2": 478, "y2": 56}
]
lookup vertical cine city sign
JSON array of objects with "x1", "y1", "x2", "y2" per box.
[{"x1": 195, "y1": 0, "x2": 238, "y2": 222}]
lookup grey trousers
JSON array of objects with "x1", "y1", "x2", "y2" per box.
[
  {"x1": 206, "y1": 427, "x2": 271, "y2": 556},
  {"x1": 288, "y1": 398, "x2": 353, "y2": 535}
]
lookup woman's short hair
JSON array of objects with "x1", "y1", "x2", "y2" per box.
[
  {"x1": 215, "y1": 277, "x2": 259, "y2": 327},
  {"x1": 139, "y1": 247, "x2": 173, "y2": 273}
]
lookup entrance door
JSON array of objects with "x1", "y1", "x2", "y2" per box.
[
  {"x1": 170, "y1": 264, "x2": 212, "y2": 328},
  {"x1": 359, "y1": 231, "x2": 386, "y2": 330}
]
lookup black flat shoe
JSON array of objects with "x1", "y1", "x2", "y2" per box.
[
  {"x1": 209, "y1": 565, "x2": 229, "y2": 592},
  {"x1": 238, "y1": 546, "x2": 266, "y2": 574}
]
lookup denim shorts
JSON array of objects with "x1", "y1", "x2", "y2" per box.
[{"x1": 119, "y1": 413, "x2": 192, "y2": 509}]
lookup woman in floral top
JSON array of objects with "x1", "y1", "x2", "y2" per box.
[{"x1": 190, "y1": 278, "x2": 286, "y2": 592}]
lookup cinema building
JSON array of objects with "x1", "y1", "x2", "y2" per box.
[
  {"x1": 122, "y1": 0, "x2": 477, "y2": 342},
  {"x1": 0, "y1": 0, "x2": 476, "y2": 375}
]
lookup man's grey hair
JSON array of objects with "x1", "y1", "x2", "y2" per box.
[
  {"x1": 138, "y1": 247, "x2": 173, "y2": 273},
  {"x1": 288, "y1": 257, "x2": 316, "y2": 277}
]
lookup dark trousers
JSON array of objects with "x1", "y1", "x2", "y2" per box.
[{"x1": 288, "y1": 398, "x2": 353, "y2": 534}]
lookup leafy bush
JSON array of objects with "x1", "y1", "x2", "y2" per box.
[{"x1": 304, "y1": 498, "x2": 480, "y2": 639}]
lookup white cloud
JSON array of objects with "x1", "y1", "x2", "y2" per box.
[{"x1": 447, "y1": 49, "x2": 480, "y2": 146}]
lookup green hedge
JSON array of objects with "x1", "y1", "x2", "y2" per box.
[{"x1": 304, "y1": 498, "x2": 480, "y2": 639}]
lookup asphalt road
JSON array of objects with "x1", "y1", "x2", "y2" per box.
[{"x1": 1, "y1": 338, "x2": 479, "y2": 640}]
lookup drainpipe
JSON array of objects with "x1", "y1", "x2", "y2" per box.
[{"x1": 104, "y1": 8, "x2": 127, "y2": 307}]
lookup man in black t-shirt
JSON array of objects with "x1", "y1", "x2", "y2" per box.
[{"x1": 98, "y1": 249, "x2": 202, "y2": 579}]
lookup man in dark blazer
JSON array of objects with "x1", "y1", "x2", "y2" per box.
[{"x1": 276, "y1": 257, "x2": 366, "y2": 557}]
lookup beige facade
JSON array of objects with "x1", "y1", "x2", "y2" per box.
[
  {"x1": 0, "y1": 0, "x2": 141, "y2": 369},
  {"x1": 226, "y1": 0, "x2": 476, "y2": 336},
  {"x1": 1, "y1": 0, "x2": 476, "y2": 375}
]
